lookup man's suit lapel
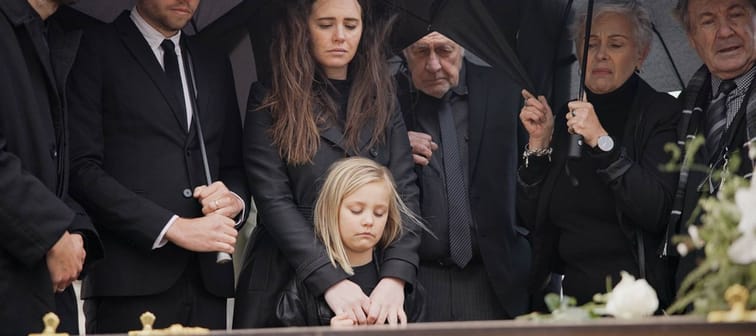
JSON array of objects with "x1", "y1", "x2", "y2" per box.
[
  {"x1": 48, "y1": 23, "x2": 80, "y2": 100},
  {"x1": 115, "y1": 12, "x2": 188, "y2": 132},
  {"x1": 467, "y1": 63, "x2": 489, "y2": 178},
  {"x1": 21, "y1": 19, "x2": 59, "y2": 108}
]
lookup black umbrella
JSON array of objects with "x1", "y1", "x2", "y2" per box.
[
  {"x1": 567, "y1": 0, "x2": 595, "y2": 159},
  {"x1": 192, "y1": 0, "x2": 279, "y2": 86},
  {"x1": 384, "y1": 0, "x2": 536, "y2": 93}
]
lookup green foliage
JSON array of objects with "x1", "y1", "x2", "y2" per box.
[{"x1": 665, "y1": 138, "x2": 756, "y2": 315}]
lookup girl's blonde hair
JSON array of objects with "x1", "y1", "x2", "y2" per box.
[{"x1": 314, "y1": 157, "x2": 419, "y2": 275}]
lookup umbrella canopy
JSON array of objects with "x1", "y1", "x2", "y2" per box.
[
  {"x1": 384, "y1": 0, "x2": 536, "y2": 93},
  {"x1": 643, "y1": 0, "x2": 701, "y2": 93}
]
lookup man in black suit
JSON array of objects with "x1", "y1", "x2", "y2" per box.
[
  {"x1": 399, "y1": 32, "x2": 531, "y2": 320},
  {"x1": 0, "y1": 0, "x2": 103, "y2": 335},
  {"x1": 67, "y1": 0, "x2": 248, "y2": 333}
]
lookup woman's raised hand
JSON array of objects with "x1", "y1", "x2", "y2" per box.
[{"x1": 520, "y1": 89, "x2": 554, "y2": 149}]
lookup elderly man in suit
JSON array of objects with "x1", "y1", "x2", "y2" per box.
[
  {"x1": 399, "y1": 32, "x2": 531, "y2": 320},
  {"x1": 670, "y1": 0, "x2": 756, "y2": 289},
  {"x1": 0, "y1": 0, "x2": 103, "y2": 334},
  {"x1": 67, "y1": 0, "x2": 248, "y2": 333}
]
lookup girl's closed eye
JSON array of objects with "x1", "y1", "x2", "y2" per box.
[{"x1": 373, "y1": 206, "x2": 388, "y2": 218}]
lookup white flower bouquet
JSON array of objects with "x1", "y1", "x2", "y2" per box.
[
  {"x1": 667, "y1": 139, "x2": 756, "y2": 315},
  {"x1": 517, "y1": 271, "x2": 659, "y2": 321}
]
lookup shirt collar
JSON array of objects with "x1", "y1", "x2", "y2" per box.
[
  {"x1": 710, "y1": 65, "x2": 756, "y2": 98},
  {"x1": 130, "y1": 6, "x2": 182, "y2": 53}
]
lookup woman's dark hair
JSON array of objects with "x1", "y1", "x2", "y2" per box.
[{"x1": 259, "y1": 0, "x2": 397, "y2": 165}]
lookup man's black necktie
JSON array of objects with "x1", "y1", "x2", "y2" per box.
[
  {"x1": 161, "y1": 39, "x2": 186, "y2": 114},
  {"x1": 438, "y1": 92, "x2": 473, "y2": 268},
  {"x1": 706, "y1": 80, "x2": 736, "y2": 157}
]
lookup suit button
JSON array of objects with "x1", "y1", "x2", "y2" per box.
[
  {"x1": 49, "y1": 146, "x2": 58, "y2": 159},
  {"x1": 182, "y1": 188, "x2": 192, "y2": 198},
  {"x1": 186, "y1": 150, "x2": 191, "y2": 157},
  {"x1": 369, "y1": 147, "x2": 379, "y2": 157}
]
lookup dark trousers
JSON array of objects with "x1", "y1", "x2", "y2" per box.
[
  {"x1": 84, "y1": 265, "x2": 226, "y2": 333},
  {"x1": 418, "y1": 259, "x2": 509, "y2": 321}
]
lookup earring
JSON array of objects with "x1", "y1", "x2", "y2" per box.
[{"x1": 634, "y1": 66, "x2": 642, "y2": 75}]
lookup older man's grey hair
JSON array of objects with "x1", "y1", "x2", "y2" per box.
[
  {"x1": 675, "y1": 0, "x2": 756, "y2": 32},
  {"x1": 570, "y1": 0, "x2": 653, "y2": 57}
]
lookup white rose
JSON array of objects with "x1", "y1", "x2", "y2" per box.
[
  {"x1": 604, "y1": 272, "x2": 659, "y2": 319},
  {"x1": 676, "y1": 243, "x2": 689, "y2": 257},
  {"x1": 688, "y1": 225, "x2": 705, "y2": 248},
  {"x1": 735, "y1": 181, "x2": 756, "y2": 235},
  {"x1": 728, "y1": 233, "x2": 756, "y2": 264},
  {"x1": 727, "y1": 179, "x2": 756, "y2": 265}
]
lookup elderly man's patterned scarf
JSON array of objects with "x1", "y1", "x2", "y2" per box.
[{"x1": 661, "y1": 65, "x2": 756, "y2": 258}]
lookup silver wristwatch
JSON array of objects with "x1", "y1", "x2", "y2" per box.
[{"x1": 596, "y1": 135, "x2": 615, "y2": 152}]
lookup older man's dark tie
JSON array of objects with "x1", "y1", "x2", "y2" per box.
[
  {"x1": 161, "y1": 39, "x2": 186, "y2": 114},
  {"x1": 706, "y1": 80, "x2": 736, "y2": 157},
  {"x1": 438, "y1": 92, "x2": 473, "y2": 268}
]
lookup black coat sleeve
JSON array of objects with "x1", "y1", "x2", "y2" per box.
[
  {"x1": 0, "y1": 138, "x2": 72, "y2": 266},
  {"x1": 379, "y1": 106, "x2": 422, "y2": 284},
  {"x1": 516, "y1": 154, "x2": 552, "y2": 232},
  {"x1": 588, "y1": 92, "x2": 680, "y2": 234},
  {"x1": 63, "y1": 195, "x2": 103, "y2": 272}
]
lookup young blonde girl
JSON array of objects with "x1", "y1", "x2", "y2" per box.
[{"x1": 276, "y1": 157, "x2": 425, "y2": 326}]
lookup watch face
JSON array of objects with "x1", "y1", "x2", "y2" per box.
[{"x1": 598, "y1": 136, "x2": 614, "y2": 152}]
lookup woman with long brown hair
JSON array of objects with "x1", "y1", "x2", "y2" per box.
[{"x1": 233, "y1": 0, "x2": 421, "y2": 328}]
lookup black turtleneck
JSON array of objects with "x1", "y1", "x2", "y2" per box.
[
  {"x1": 548, "y1": 74, "x2": 641, "y2": 305},
  {"x1": 586, "y1": 73, "x2": 638, "y2": 145}
]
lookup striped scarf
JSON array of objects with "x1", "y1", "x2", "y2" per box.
[{"x1": 662, "y1": 65, "x2": 756, "y2": 257}]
